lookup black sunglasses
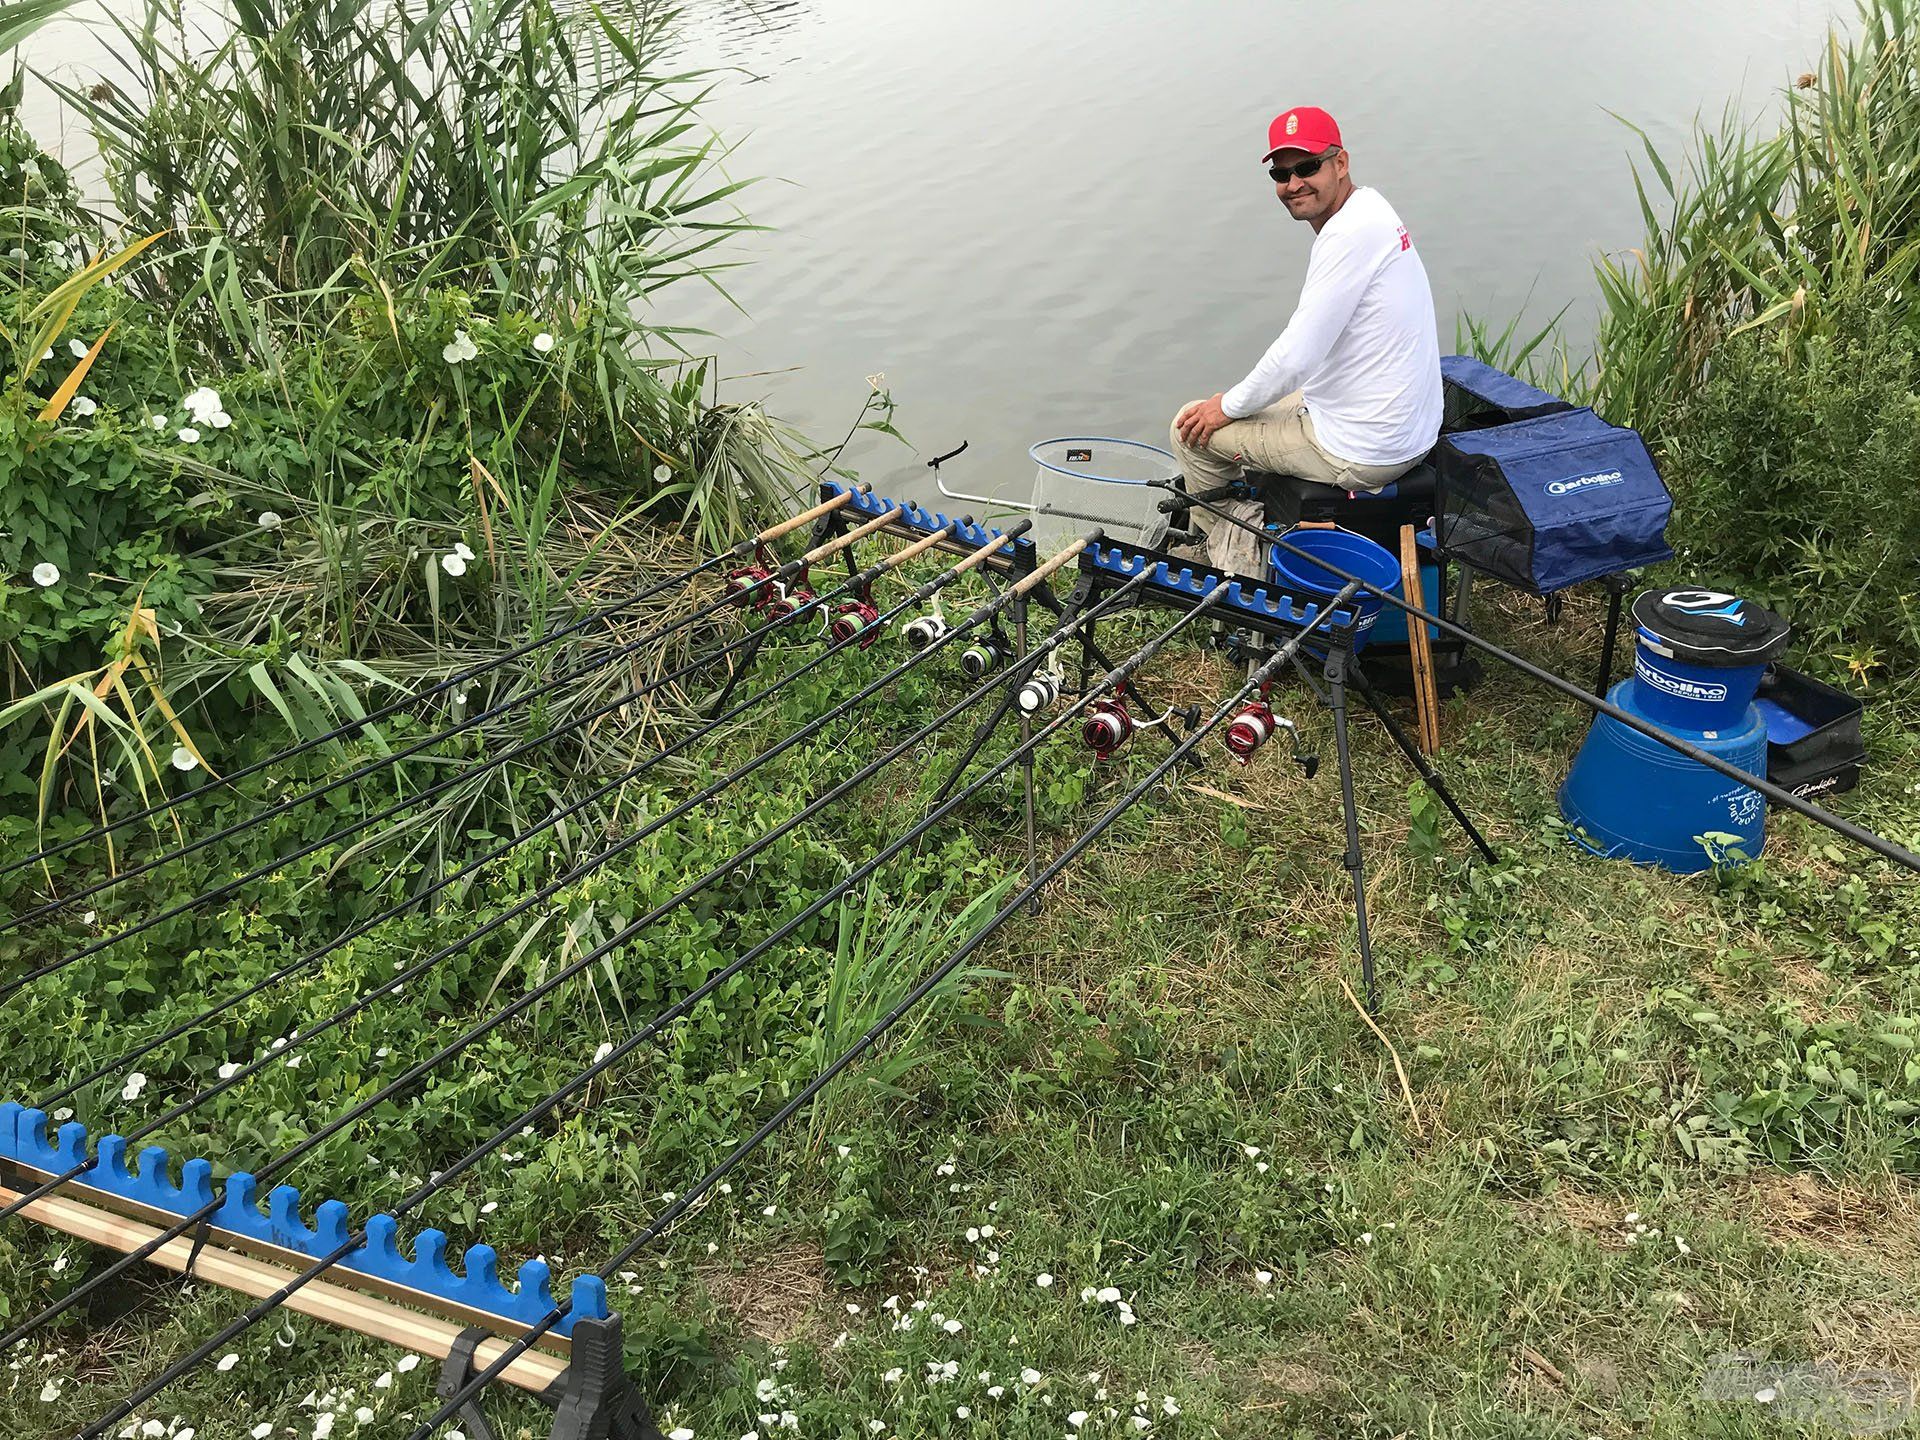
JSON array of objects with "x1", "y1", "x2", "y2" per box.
[{"x1": 1267, "y1": 147, "x2": 1340, "y2": 184}]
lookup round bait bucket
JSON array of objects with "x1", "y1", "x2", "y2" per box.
[
  {"x1": 1629, "y1": 589, "x2": 1791, "y2": 732},
  {"x1": 1266, "y1": 528, "x2": 1401, "y2": 650}
]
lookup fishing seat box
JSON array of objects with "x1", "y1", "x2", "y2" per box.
[{"x1": 1755, "y1": 664, "x2": 1868, "y2": 800}]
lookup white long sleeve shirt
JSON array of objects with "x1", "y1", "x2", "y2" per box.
[{"x1": 1221, "y1": 186, "x2": 1442, "y2": 467}]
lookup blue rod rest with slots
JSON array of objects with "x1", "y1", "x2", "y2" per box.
[
  {"x1": 0, "y1": 1102, "x2": 609, "y2": 1336},
  {"x1": 822, "y1": 482, "x2": 1036, "y2": 563},
  {"x1": 1082, "y1": 541, "x2": 1362, "y2": 636}
]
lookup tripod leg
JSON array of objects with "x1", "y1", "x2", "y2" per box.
[
  {"x1": 1348, "y1": 665, "x2": 1498, "y2": 864},
  {"x1": 1327, "y1": 651, "x2": 1379, "y2": 1014}
]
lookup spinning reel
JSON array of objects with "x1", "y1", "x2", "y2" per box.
[
  {"x1": 959, "y1": 632, "x2": 1014, "y2": 681},
  {"x1": 902, "y1": 612, "x2": 950, "y2": 648},
  {"x1": 1017, "y1": 669, "x2": 1064, "y2": 715},
  {"x1": 1079, "y1": 694, "x2": 1203, "y2": 761},
  {"x1": 1224, "y1": 701, "x2": 1317, "y2": 776},
  {"x1": 829, "y1": 599, "x2": 882, "y2": 649}
]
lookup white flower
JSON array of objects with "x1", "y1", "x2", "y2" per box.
[
  {"x1": 1020, "y1": 1368, "x2": 1043, "y2": 1386},
  {"x1": 31, "y1": 562, "x2": 59, "y2": 587},
  {"x1": 314, "y1": 1413, "x2": 335, "y2": 1438},
  {"x1": 1358, "y1": 1232, "x2": 1374, "y2": 1246},
  {"x1": 40, "y1": 1378, "x2": 62, "y2": 1401},
  {"x1": 354, "y1": 1408, "x2": 373, "y2": 1423},
  {"x1": 454, "y1": 542, "x2": 475, "y2": 562},
  {"x1": 70, "y1": 395, "x2": 98, "y2": 416},
  {"x1": 396, "y1": 1356, "x2": 420, "y2": 1374},
  {"x1": 177, "y1": 426, "x2": 201, "y2": 444},
  {"x1": 532, "y1": 332, "x2": 555, "y2": 354},
  {"x1": 1161, "y1": 1397, "x2": 1180, "y2": 1416},
  {"x1": 442, "y1": 329, "x2": 478, "y2": 364},
  {"x1": 285, "y1": 1054, "x2": 303, "y2": 1069},
  {"x1": 1254, "y1": 1270, "x2": 1273, "y2": 1286},
  {"x1": 68, "y1": 338, "x2": 88, "y2": 358},
  {"x1": 210, "y1": 411, "x2": 232, "y2": 429},
  {"x1": 966, "y1": 1228, "x2": 979, "y2": 1243},
  {"x1": 1755, "y1": 1387, "x2": 1777, "y2": 1404},
  {"x1": 252, "y1": 1427, "x2": 273, "y2": 1439},
  {"x1": 440, "y1": 553, "x2": 468, "y2": 577},
  {"x1": 954, "y1": 1407, "x2": 970, "y2": 1420},
  {"x1": 148, "y1": 413, "x2": 167, "y2": 430},
  {"x1": 171, "y1": 746, "x2": 199, "y2": 772},
  {"x1": 373, "y1": 1372, "x2": 392, "y2": 1390},
  {"x1": 836, "y1": 1144, "x2": 851, "y2": 1158},
  {"x1": 481, "y1": 1201, "x2": 498, "y2": 1215},
  {"x1": 653, "y1": 463, "x2": 672, "y2": 482},
  {"x1": 218, "y1": 1062, "x2": 241, "y2": 1080},
  {"x1": 1068, "y1": 1412, "x2": 1088, "y2": 1428},
  {"x1": 217, "y1": 1353, "x2": 239, "y2": 1372},
  {"x1": 258, "y1": 511, "x2": 283, "y2": 530},
  {"x1": 121, "y1": 1071, "x2": 148, "y2": 1100},
  {"x1": 943, "y1": 1319, "x2": 963, "y2": 1334},
  {"x1": 142, "y1": 1423, "x2": 167, "y2": 1437},
  {"x1": 762, "y1": 1204, "x2": 777, "y2": 1217},
  {"x1": 593, "y1": 1042, "x2": 613, "y2": 1064},
  {"x1": 987, "y1": 1386, "x2": 1004, "y2": 1399},
  {"x1": 1130, "y1": 1419, "x2": 1150, "y2": 1432},
  {"x1": 1096, "y1": 1287, "x2": 1121, "y2": 1304},
  {"x1": 1035, "y1": 1273, "x2": 1053, "y2": 1288},
  {"x1": 182, "y1": 386, "x2": 223, "y2": 422},
  {"x1": 669, "y1": 1430, "x2": 695, "y2": 1440},
  {"x1": 882, "y1": 1368, "x2": 902, "y2": 1384}
]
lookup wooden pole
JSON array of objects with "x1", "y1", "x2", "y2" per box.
[
  {"x1": 1400, "y1": 525, "x2": 1441, "y2": 756},
  {"x1": 0, "y1": 1181, "x2": 569, "y2": 1394}
]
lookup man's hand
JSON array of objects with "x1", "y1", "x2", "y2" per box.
[{"x1": 1175, "y1": 393, "x2": 1232, "y2": 449}]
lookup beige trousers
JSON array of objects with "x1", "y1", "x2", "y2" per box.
[{"x1": 1167, "y1": 391, "x2": 1420, "y2": 576}]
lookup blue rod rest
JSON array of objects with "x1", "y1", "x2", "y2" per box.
[
  {"x1": 0, "y1": 1102, "x2": 608, "y2": 1337},
  {"x1": 821, "y1": 482, "x2": 1034, "y2": 564},
  {"x1": 1082, "y1": 541, "x2": 1361, "y2": 634}
]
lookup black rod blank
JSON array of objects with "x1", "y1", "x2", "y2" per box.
[
  {"x1": 6, "y1": 542, "x2": 1136, "y2": 1364},
  {"x1": 63, "y1": 569, "x2": 1194, "y2": 1440}
]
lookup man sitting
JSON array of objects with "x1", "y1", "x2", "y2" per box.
[{"x1": 1168, "y1": 106, "x2": 1442, "y2": 576}]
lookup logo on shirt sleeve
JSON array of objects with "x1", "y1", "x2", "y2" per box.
[{"x1": 1396, "y1": 224, "x2": 1411, "y2": 252}]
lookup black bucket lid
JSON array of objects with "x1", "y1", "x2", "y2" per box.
[{"x1": 1632, "y1": 588, "x2": 1792, "y2": 667}]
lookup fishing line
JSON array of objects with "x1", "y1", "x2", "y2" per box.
[
  {"x1": 0, "y1": 511, "x2": 916, "y2": 995},
  {"x1": 392, "y1": 583, "x2": 1360, "y2": 1440},
  {"x1": 1162, "y1": 485, "x2": 1920, "y2": 877},
  {"x1": 0, "y1": 490, "x2": 864, "y2": 886},
  {"x1": 0, "y1": 539, "x2": 1129, "y2": 1351},
  {"x1": 30, "y1": 519, "x2": 1017, "y2": 1113},
  {"x1": 64, "y1": 566, "x2": 1208, "y2": 1439}
]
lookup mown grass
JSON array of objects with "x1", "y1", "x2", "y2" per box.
[{"x1": 2, "y1": 577, "x2": 1915, "y2": 1439}]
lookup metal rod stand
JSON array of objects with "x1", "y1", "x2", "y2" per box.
[
  {"x1": 1347, "y1": 665, "x2": 1498, "y2": 863},
  {"x1": 1324, "y1": 641, "x2": 1378, "y2": 1014}
]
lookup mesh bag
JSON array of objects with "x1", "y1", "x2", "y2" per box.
[{"x1": 1027, "y1": 438, "x2": 1178, "y2": 546}]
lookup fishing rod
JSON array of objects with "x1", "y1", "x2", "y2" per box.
[
  {"x1": 0, "y1": 510, "x2": 927, "y2": 998},
  {"x1": 26, "y1": 518, "x2": 1025, "y2": 1116},
  {"x1": 0, "y1": 521, "x2": 1065, "y2": 1237},
  {"x1": 393, "y1": 582, "x2": 1362, "y2": 1440},
  {"x1": 0, "y1": 491, "x2": 863, "y2": 886},
  {"x1": 1159, "y1": 483, "x2": 1920, "y2": 878},
  {"x1": 0, "y1": 538, "x2": 1132, "y2": 1346},
  {"x1": 62, "y1": 565, "x2": 1218, "y2": 1440}
]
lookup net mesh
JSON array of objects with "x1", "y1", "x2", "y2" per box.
[{"x1": 1026, "y1": 438, "x2": 1177, "y2": 546}]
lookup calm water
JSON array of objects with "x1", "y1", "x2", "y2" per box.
[{"x1": 23, "y1": 0, "x2": 1839, "y2": 523}]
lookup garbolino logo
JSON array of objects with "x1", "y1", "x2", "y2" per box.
[
  {"x1": 1546, "y1": 469, "x2": 1624, "y2": 497},
  {"x1": 1662, "y1": 589, "x2": 1747, "y2": 625},
  {"x1": 1636, "y1": 653, "x2": 1729, "y2": 703}
]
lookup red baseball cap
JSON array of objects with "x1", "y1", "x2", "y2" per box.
[{"x1": 1263, "y1": 106, "x2": 1342, "y2": 162}]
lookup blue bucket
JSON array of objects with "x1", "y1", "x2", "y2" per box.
[
  {"x1": 1559, "y1": 678, "x2": 1768, "y2": 872},
  {"x1": 1267, "y1": 528, "x2": 1401, "y2": 651},
  {"x1": 1627, "y1": 589, "x2": 1791, "y2": 733}
]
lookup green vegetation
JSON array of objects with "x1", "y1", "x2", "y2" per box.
[{"x1": 1, "y1": 2, "x2": 1918, "y2": 1439}]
